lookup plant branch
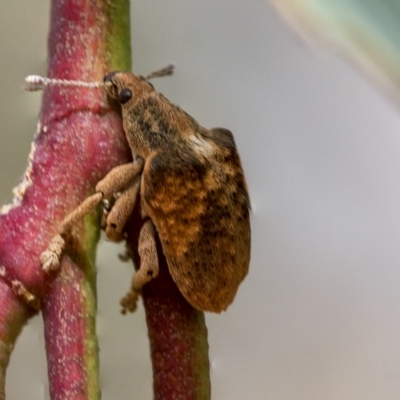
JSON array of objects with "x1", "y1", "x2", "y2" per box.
[{"x1": 0, "y1": 0, "x2": 131, "y2": 398}]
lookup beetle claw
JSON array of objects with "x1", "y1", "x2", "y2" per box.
[{"x1": 40, "y1": 234, "x2": 65, "y2": 272}]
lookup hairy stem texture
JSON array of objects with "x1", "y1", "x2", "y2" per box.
[{"x1": 0, "y1": 0, "x2": 131, "y2": 398}]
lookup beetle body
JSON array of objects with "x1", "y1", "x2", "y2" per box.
[{"x1": 41, "y1": 71, "x2": 251, "y2": 313}]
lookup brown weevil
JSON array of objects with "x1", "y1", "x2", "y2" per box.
[{"x1": 27, "y1": 67, "x2": 251, "y2": 313}]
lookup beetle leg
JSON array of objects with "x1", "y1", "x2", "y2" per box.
[
  {"x1": 104, "y1": 177, "x2": 140, "y2": 242},
  {"x1": 95, "y1": 157, "x2": 144, "y2": 198},
  {"x1": 40, "y1": 157, "x2": 144, "y2": 273},
  {"x1": 40, "y1": 192, "x2": 103, "y2": 272},
  {"x1": 120, "y1": 219, "x2": 159, "y2": 313}
]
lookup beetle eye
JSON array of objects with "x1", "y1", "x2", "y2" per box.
[{"x1": 118, "y1": 88, "x2": 132, "y2": 104}]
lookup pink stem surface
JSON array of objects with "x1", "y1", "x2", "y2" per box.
[{"x1": 0, "y1": 0, "x2": 131, "y2": 398}]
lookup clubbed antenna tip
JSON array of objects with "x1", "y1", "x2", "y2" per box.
[{"x1": 24, "y1": 75, "x2": 47, "y2": 91}]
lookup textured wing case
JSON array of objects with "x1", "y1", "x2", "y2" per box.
[{"x1": 142, "y1": 128, "x2": 250, "y2": 312}]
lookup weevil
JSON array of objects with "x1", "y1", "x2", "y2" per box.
[{"x1": 30, "y1": 68, "x2": 251, "y2": 313}]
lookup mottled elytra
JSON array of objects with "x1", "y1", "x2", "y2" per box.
[{"x1": 33, "y1": 69, "x2": 251, "y2": 313}]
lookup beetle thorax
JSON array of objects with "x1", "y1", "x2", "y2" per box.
[{"x1": 122, "y1": 92, "x2": 198, "y2": 157}]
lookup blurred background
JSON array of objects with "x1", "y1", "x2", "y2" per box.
[{"x1": 2, "y1": 0, "x2": 400, "y2": 399}]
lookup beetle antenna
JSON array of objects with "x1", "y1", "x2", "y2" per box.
[
  {"x1": 24, "y1": 75, "x2": 105, "y2": 92},
  {"x1": 143, "y1": 64, "x2": 175, "y2": 80},
  {"x1": 24, "y1": 64, "x2": 175, "y2": 92}
]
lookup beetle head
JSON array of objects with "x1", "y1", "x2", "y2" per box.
[{"x1": 103, "y1": 71, "x2": 154, "y2": 106}]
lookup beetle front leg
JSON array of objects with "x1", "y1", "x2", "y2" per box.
[
  {"x1": 95, "y1": 157, "x2": 143, "y2": 199},
  {"x1": 120, "y1": 219, "x2": 159, "y2": 313},
  {"x1": 40, "y1": 192, "x2": 104, "y2": 272},
  {"x1": 104, "y1": 177, "x2": 140, "y2": 242},
  {"x1": 40, "y1": 157, "x2": 144, "y2": 272}
]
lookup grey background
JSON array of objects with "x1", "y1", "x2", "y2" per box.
[{"x1": 2, "y1": 0, "x2": 400, "y2": 399}]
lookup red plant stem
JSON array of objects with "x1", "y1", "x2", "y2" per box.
[
  {"x1": 0, "y1": 0, "x2": 131, "y2": 398},
  {"x1": 42, "y1": 256, "x2": 100, "y2": 400},
  {"x1": 40, "y1": 0, "x2": 131, "y2": 398},
  {"x1": 0, "y1": 282, "x2": 32, "y2": 400},
  {"x1": 127, "y1": 214, "x2": 211, "y2": 400},
  {"x1": 143, "y1": 264, "x2": 211, "y2": 400}
]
